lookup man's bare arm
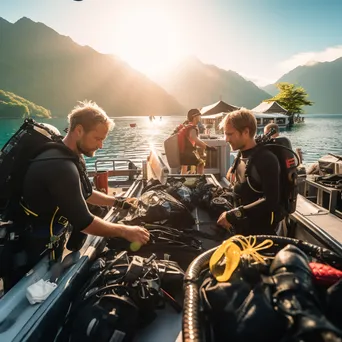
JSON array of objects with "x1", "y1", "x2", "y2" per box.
[
  {"x1": 82, "y1": 216, "x2": 150, "y2": 244},
  {"x1": 189, "y1": 129, "x2": 208, "y2": 149},
  {"x1": 86, "y1": 189, "x2": 115, "y2": 206}
]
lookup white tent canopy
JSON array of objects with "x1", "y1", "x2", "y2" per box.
[{"x1": 251, "y1": 101, "x2": 288, "y2": 115}]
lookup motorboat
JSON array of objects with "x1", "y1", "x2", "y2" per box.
[{"x1": 1, "y1": 138, "x2": 342, "y2": 342}]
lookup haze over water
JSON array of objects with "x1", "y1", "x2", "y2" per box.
[{"x1": 1, "y1": 114, "x2": 341, "y2": 171}]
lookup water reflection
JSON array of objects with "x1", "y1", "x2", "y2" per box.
[
  {"x1": 85, "y1": 116, "x2": 174, "y2": 172},
  {"x1": 0, "y1": 115, "x2": 341, "y2": 168}
]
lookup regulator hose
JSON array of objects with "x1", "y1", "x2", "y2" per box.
[{"x1": 254, "y1": 235, "x2": 342, "y2": 267}]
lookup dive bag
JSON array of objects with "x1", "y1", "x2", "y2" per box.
[
  {"x1": 249, "y1": 136, "x2": 300, "y2": 214},
  {"x1": 0, "y1": 119, "x2": 63, "y2": 214},
  {"x1": 0, "y1": 118, "x2": 93, "y2": 219}
]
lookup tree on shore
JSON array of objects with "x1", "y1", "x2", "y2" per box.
[
  {"x1": 0, "y1": 90, "x2": 51, "y2": 118},
  {"x1": 265, "y1": 82, "x2": 313, "y2": 124}
]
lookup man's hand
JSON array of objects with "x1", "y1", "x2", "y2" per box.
[
  {"x1": 113, "y1": 197, "x2": 138, "y2": 209},
  {"x1": 125, "y1": 197, "x2": 138, "y2": 208},
  {"x1": 217, "y1": 211, "x2": 233, "y2": 231},
  {"x1": 122, "y1": 225, "x2": 150, "y2": 245},
  {"x1": 125, "y1": 197, "x2": 137, "y2": 203}
]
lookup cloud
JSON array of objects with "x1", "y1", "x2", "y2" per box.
[
  {"x1": 278, "y1": 45, "x2": 342, "y2": 74},
  {"x1": 202, "y1": 45, "x2": 342, "y2": 88}
]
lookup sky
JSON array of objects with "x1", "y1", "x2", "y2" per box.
[{"x1": 1, "y1": 0, "x2": 342, "y2": 86}]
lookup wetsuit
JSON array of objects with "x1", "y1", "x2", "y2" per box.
[
  {"x1": 232, "y1": 145, "x2": 283, "y2": 235},
  {"x1": 19, "y1": 147, "x2": 94, "y2": 267}
]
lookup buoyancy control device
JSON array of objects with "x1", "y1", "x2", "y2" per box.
[
  {"x1": 0, "y1": 119, "x2": 92, "y2": 281},
  {"x1": 0, "y1": 118, "x2": 92, "y2": 218},
  {"x1": 231, "y1": 127, "x2": 300, "y2": 215}
]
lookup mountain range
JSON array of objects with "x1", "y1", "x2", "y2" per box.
[
  {"x1": 1, "y1": 16, "x2": 342, "y2": 116},
  {"x1": 263, "y1": 58, "x2": 342, "y2": 114},
  {"x1": 155, "y1": 56, "x2": 271, "y2": 110},
  {"x1": 0, "y1": 17, "x2": 183, "y2": 117}
]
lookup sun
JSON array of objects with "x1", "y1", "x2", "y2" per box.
[{"x1": 112, "y1": 8, "x2": 185, "y2": 77}]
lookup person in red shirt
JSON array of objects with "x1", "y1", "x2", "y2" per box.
[{"x1": 178, "y1": 109, "x2": 216, "y2": 174}]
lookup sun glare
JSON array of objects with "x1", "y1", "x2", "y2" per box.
[{"x1": 113, "y1": 8, "x2": 185, "y2": 77}]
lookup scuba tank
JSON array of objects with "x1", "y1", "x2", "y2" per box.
[{"x1": 232, "y1": 127, "x2": 300, "y2": 215}]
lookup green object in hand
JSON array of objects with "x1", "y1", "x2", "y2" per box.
[{"x1": 130, "y1": 241, "x2": 142, "y2": 252}]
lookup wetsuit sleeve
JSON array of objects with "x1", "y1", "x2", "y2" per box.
[
  {"x1": 243, "y1": 150, "x2": 281, "y2": 218},
  {"x1": 44, "y1": 159, "x2": 94, "y2": 232}
]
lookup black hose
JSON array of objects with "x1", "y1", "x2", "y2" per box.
[
  {"x1": 254, "y1": 235, "x2": 342, "y2": 266},
  {"x1": 183, "y1": 247, "x2": 216, "y2": 342}
]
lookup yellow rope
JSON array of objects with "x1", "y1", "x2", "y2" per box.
[{"x1": 209, "y1": 235, "x2": 274, "y2": 282}]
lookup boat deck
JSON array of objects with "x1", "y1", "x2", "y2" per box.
[
  {"x1": 0, "y1": 235, "x2": 106, "y2": 342},
  {"x1": 2, "y1": 146, "x2": 342, "y2": 342},
  {"x1": 290, "y1": 195, "x2": 342, "y2": 255},
  {"x1": 105, "y1": 174, "x2": 230, "y2": 342}
]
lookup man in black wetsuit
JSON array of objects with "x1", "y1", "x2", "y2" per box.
[
  {"x1": 217, "y1": 108, "x2": 282, "y2": 235},
  {"x1": 17, "y1": 101, "x2": 150, "y2": 277}
]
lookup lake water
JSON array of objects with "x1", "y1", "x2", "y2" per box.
[{"x1": 1, "y1": 114, "x2": 342, "y2": 170}]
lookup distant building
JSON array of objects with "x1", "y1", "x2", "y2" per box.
[
  {"x1": 200, "y1": 100, "x2": 290, "y2": 132},
  {"x1": 200, "y1": 100, "x2": 240, "y2": 116},
  {"x1": 251, "y1": 101, "x2": 288, "y2": 115}
]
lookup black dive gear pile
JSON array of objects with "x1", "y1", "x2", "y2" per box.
[
  {"x1": 108, "y1": 223, "x2": 210, "y2": 270},
  {"x1": 315, "y1": 173, "x2": 342, "y2": 189},
  {"x1": 108, "y1": 176, "x2": 232, "y2": 269},
  {"x1": 141, "y1": 177, "x2": 195, "y2": 211},
  {"x1": 121, "y1": 189, "x2": 195, "y2": 228},
  {"x1": 183, "y1": 236, "x2": 342, "y2": 342},
  {"x1": 116, "y1": 176, "x2": 235, "y2": 228},
  {"x1": 58, "y1": 250, "x2": 184, "y2": 342},
  {"x1": 140, "y1": 176, "x2": 235, "y2": 220}
]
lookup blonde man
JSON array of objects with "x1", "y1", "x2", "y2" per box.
[
  {"x1": 217, "y1": 108, "x2": 283, "y2": 236},
  {"x1": 14, "y1": 101, "x2": 149, "y2": 288}
]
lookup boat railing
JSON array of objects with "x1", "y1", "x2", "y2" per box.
[
  {"x1": 88, "y1": 158, "x2": 141, "y2": 180},
  {"x1": 304, "y1": 175, "x2": 342, "y2": 218}
]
